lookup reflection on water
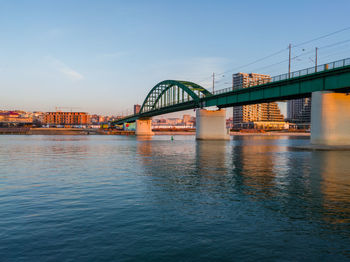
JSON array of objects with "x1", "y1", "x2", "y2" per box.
[
  {"x1": 316, "y1": 151, "x2": 350, "y2": 225},
  {"x1": 1, "y1": 135, "x2": 350, "y2": 261},
  {"x1": 195, "y1": 140, "x2": 230, "y2": 177},
  {"x1": 232, "y1": 137, "x2": 281, "y2": 198},
  {"x1": 231, "y1": 137, "x2": 350, "y2": 237},
  {"x1": 135, "y1": 135, "x2": 350, "y2": 228}
]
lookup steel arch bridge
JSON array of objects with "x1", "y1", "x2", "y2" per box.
[
  {"x1": 139, "y1": 80, "x2": 212, "y2": 114},
  {"x1": 113, "y1": 58, "x2": 350, "y2": 125}
]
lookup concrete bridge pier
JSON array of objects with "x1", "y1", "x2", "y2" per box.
[
  {"x1": 136, "y1": 118, "x2": 154, "y2": 136},
  {"x1": 311, "y1": 91, "x2": 350, "y2": 146},
  {"x1": 196, "y1": 109, "x2": 230, "y2": 140}
]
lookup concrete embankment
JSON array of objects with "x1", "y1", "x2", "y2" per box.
[
  {"x1": 155, "y1": 131, "x2": 310, "y2": 136},
  {"x1": 28, "y1": 128, "x2": 98, "y2": 135},
  {"x1": 0, "y1": 127, "x2": 31, "y2": 135},
  {"x1": 230, "y1": 131, "x2": 310, "y2": 136},
  {"x1": 0, "y1": 128, "x2": 135, "y2": 135},
  {"x1": 29, "y1": 128, "x2": 136, "y2": 135},
  {"x1": 154, "y1": 131, "x2": 195, "y2": 135}
]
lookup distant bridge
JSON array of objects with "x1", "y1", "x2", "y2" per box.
[{"x1": 114, "y1": 58, "x2": 350, "y2": 145}]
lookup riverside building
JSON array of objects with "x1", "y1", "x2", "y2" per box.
[
  {"x1": 287, "y1": 98, "x2": 311, "y2": 128},
  {"x1": 134, "y1": 104, "x2": 141, "y2": 114},
  {"x1": 232, "y1": 73, "x2": 285, "y2": 129},
  {"x1": 44, "y1": 112, "x2": 90, "y2": 126}
]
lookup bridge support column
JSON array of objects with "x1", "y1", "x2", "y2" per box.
[
  {"x1": 196, "y1": 109, "x2": 230, "y2": 140},
  {"x1": 136, "y1": 118, "x2": 154, "y2": 136},
  {"x1": 311, "y1": 91, "x2": 350, "y2": 146}
]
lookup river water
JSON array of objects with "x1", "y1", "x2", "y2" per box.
[{"x1": 0, "y1": 135, "x2": 349, "y2": 261}]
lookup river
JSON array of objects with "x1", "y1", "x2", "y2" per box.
[{"x1": 0, "y1": 135, "x2": 349, "y2": 261}]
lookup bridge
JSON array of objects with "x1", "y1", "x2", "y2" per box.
[{"x1": 114, "y1": 58, "x2": 350, "y2": 145}]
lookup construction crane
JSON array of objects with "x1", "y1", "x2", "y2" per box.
[{"x1": 55, "y1": 107, "x2": 81, "y2": 112}]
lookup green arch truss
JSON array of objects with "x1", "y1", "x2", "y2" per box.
[{"x1": 140, "y1": 80, "x2": 212, "y2": 114}]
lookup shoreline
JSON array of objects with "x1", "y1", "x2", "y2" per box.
[
  {"x1": 230, "y1": 131, "x2": 310, "y2": 136},
  {"x1": 0, "y1": 128, "x2": 310, "y2": 136},
  {"x1": 155, "y1": 131, "x2": 310, "y2": 136},
  {"x1": 0, "y1": 128, "x2": 134, "y2": 135}
]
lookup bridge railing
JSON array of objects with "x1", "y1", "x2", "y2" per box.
[{"x1": 213, "y1": 57, "x2": 350, "y2": 95}]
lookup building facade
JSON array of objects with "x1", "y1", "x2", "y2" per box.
[
  {"x1": 232, "y1": 72, "x2": 271, "y2": 90},
  {"x1": 0, "y1": 111, "x2": 33, "y2": 123},
  {"x1": 287, "y1": 98, "x2": 311, "y2": 123},
  {"x1": 134, "y1": 104, "x2": 141, "y2": 115},
  {"x1": 232, "y1": 73, "x2": 285, "y2": 129},
  {"x1": 182, "y1": 114, "x2": 192, "y2": 124},
  {"x1": 44, "y1": 112, "x2": 90, "y2": 126}
]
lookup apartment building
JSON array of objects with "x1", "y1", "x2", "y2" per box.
[
  {"x1": 287, "y1": 98, "x2": 311, "y2": 123},
  {"x1": 232, "y1": 73, "x2": 284, "y2": 129},
  {"x1": 44, "y1": 112, "x2": 90, "y2": 126}
]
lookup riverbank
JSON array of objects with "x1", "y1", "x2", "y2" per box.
[
  {"x1": 0, "y1": 128, "x2": 310, "y2": 136},
  {"x1": 230, "y1": 131, "x2": 310, "y2": 136},
  {"x1": 29, "y1": 128, "x2": 100, "y2": 135},
  {"x1": 155, "y1": 131, "x2": 310, "y2": 136},
  {"x1": 0, "y1": 128, "x2": 135, "y2": 135}
]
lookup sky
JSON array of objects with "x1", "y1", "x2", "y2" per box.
[{"x1": 0, "y1": 0, "x2": 350, "y2": 117}]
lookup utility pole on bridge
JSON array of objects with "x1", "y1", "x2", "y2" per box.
[
  {"x1": 212, "y1": 72, "x2": 215, "y2": 93},
  {"x1": 288, "y1": 43, "x2": 291, "y2": 78},
  {"x1": 315, "y1": 47, "x2": 318, "y2": 72}
]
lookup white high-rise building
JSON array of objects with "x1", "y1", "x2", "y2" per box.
[{"x1": 232, "y1": 73, "x2": 284, "y2": 129}]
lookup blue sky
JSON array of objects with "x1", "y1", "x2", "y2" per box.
[{"x1": 0, "y1": 0, "x2": 349, "y2": 116}]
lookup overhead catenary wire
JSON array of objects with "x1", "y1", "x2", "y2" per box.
[
  {"x1": 213, "y1": 39, "x2": 350, "y2": 90},
  {"x1": 316, "y1": 46, "x2": 350, "y2": 61},
  {"x1": 293, "y1": 26, "x2": 350, "y2": 48},
  {"x1": 229, "y1": 38, "x2": 350, "y2": 80},
  {"x1": 197, "y1": 47, "x2": 287, "y2": 85},
  {"x1": 197, "y1": 26, "x2": 350, "y2": 86}
]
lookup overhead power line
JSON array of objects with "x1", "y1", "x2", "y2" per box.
[
  {"x1": 293, "y1": 26, "x2": 350, "y2": 48},
  {"x1": 215, "y1": 38, "x2": 350, "y2": 89},
  {"x1": 319, "y1": 38, "x2": 350, "y2": 49},
  {"x1": 249, "y1": 39, "x2": 350, "y2": 74},
  {"x1": 198, "y1": 26, "x2": 350, "y2": 86}
]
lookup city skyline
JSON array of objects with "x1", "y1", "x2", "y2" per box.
[{"x1": 0, "y1": 1, "x2": 349, "y2": 116}]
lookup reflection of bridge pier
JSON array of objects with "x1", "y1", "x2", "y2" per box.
[
  {"x1": 231, "y1": 137, "x2": 278, "y2": 197},
  {"x1": 311, "y1": 150, "x2": 350, "y2": 224},
  {"x1": 195, "y1": 140, "x2": 229, "y2": 176}
]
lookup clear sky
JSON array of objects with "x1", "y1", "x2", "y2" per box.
[{"x1": 0, "y1": 0, "x2": 349, "y2": 116}]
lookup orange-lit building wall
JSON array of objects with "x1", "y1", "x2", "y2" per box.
[{"x1": 44, "y1": 112, "x2": 90, "y2": 125}]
